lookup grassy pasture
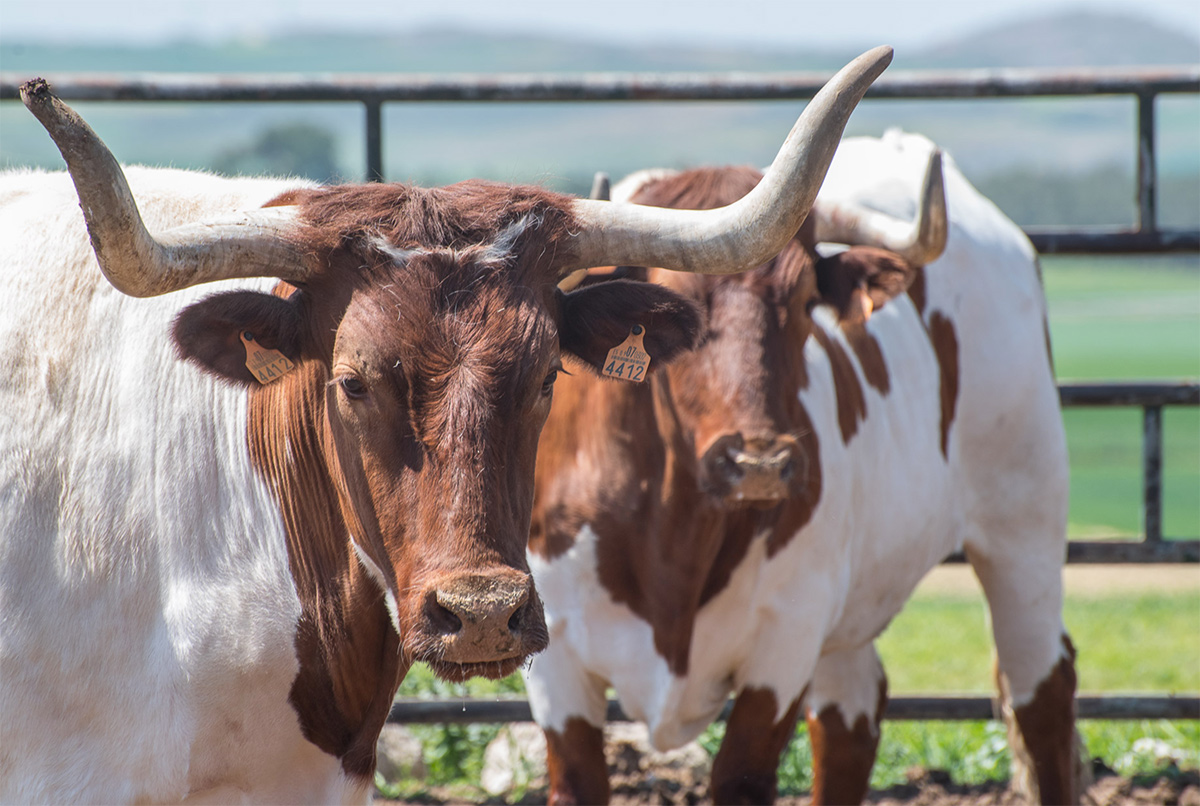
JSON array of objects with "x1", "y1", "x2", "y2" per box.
[{"x1": 1043, "y1": 253, "x2": 1200, "y2": 538}]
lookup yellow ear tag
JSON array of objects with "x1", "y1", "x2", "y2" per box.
[
  {"x1": 602, "y1": 325, "x2": 650, "y2": 383},
  {"x1": 241, "y1": 331, "x2": 295, "y2": 384},
  {"x1": 860, "y1": 290, "x2": 875, "y2": 321}
]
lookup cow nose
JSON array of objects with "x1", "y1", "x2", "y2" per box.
[
  {"x1": 704, "y1": 434, "x2": 798, "y2": 504},
  {"x1": 424, "y1": 571, "x2": 533, "y2": 664}
]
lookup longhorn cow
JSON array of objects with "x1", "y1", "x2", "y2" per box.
[{"x1": 0, "y1": 49, "x2": 890, "y2": 803}]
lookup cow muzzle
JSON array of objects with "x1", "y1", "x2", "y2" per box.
[
  {"x1": 702, "y1": 433, "x2": 801, "y2": 507},
  {"x1": 414, "y1": 569, "x2": 548, "y2": 681}
]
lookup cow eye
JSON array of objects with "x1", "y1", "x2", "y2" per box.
[
  {"x1": 339, "y1": 375, "x2": 368, "y2": 400},
  {"x1": 541, "y1": 369, "x2": 559, "y2": 396}
]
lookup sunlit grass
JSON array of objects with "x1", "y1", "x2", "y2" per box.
[
  {"x1": 1042, "y1": 254, "x2": 1200, "y2": 539},
  {"x1": 877, "y1": 588, "x2": 1200, "y2": 694}
]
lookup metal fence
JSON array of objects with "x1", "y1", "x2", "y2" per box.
[{"x1": 3, "y1": 65, "x2": 1197, "y2": 724}]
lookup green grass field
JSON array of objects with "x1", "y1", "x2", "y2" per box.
[{"x1": 1044, "y1": 254, "x2": 1200, "y2": 538}]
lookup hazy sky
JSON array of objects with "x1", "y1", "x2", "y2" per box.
[{"x1": 3, "y1": 0, "x2": 1198, "y2": 49}]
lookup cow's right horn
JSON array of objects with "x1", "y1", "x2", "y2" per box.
[
  {"x1": 20, "y1": 78, "x2": 309, "y2": 298},
  {"x1": 563, "y1": 45, "x2": 893, "y2": 276}
]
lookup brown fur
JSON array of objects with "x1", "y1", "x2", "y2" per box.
[
  {"x1": 928, "y1": 311, "x2": 960, "y2": 458},
  {"x1": 711, "y1": 687, "x2": 805, "y2": 805},
  {"x1": 1008, "y1": 635, "x2": 1083, "y2": 804},
  {"x1": 812, "y1": 326, "x2": 868, "y2": 444},
  {"x1": 898, "y1": 266, "x2": 961, "y2": 459},
  {"x1": 807, "y1": 679, "x2": 888, "y2": 805},
  {"x1": 172, "y1": 179, "x2": 703, "y2": 777},
  {"x1": 545, "y1": 717, "x2": 611, "y2": 806}
]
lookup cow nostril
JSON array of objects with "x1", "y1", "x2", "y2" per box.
[
  {"x1": 714, "y1": 449, "x2": 742, "y2": 480},
  {"x1": 507, "y1": 604, "x2": 525, "y2": 635},
  {"x1": 780, "y1": 457, "x2": 797, "y2": 481},
  {"x1": 425, "y1": 594, "x2": 463, "y2": 636}
]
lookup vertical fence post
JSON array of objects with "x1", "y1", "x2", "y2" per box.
[
  {"x1": 364, "y1": 100, "x2": 384, "y2": 183},
  {"x1": 1143, "y1": 404, "x2": 1164, "y2": 542},
  {"x1": 1136, "y1": 90, "x2": 1157, "y2": 234}
]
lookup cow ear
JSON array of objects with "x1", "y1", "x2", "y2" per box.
[
  {"x1": 557, "y1": 280, "x2": 703, "y2": 373},
  {"x1": 173, "y1": 290, "x2": 304, "y2": 386},
  {"x1": 815, "y1": 246, "x2": 917, "y2": 323}
]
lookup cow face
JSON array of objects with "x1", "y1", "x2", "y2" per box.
[
  {"x1": 172, "y1": 186, "x2": 702, "y2": 681},
  {"x1": 619, "y1": 167, "x2": 809, "y2": 509},
  {"x1": 649, "y1": 261, "x2": 813, "y2": 509},
  {"x1": 629, "y1": 167, "x2": 918, "y2": 510}
]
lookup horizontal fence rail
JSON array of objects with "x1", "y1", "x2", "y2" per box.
[
  {"x1": 3, "y1": 68, "x2": 1196, "y2": 728},
  {"x1": 388, "y1": 694, "x2": 1200, "y2": 725},
  {"x1": 2, "y1": 65, "x2": 1198, "y2": 250}
]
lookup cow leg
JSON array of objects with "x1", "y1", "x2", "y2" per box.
[
  {"x1": 710, "y1": 686, "x2": 803, "y2": 805},
  {"x1": 967, "y1": 547, "x2": 1085, "y2": 805},
  {"x1": 526, "y1": 643, "x2": 611, "y2": 805},
  {"x1": 542, "y1": 716, "x2": 610, "y2": 806},
  {"x1": 804, "y1": 642, "x2": 888, "y2": 805}
]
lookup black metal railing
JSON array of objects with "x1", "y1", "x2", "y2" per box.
[
  {"x1": 2, "y1": 65, "x2": 1198, "y2": 251},
  {"x1": 3, "y1": 66, "x2": 1196, "y2": 725}
]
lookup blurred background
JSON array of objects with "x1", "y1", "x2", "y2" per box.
[{"x1": 2, "y1": 0, "x2": 1198, "y2": 228}]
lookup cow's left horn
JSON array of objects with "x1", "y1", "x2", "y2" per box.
[
  {"x1": 20, "y1": 78, "x2": 309, "y2": 297},
  {"x1": 812, "y1": 147, "x2": 948, "y2": 266},
  {"x1": 563, "y1": 46, "x2": 893, "y2": 276}
]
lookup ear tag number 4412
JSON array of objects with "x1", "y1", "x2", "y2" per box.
[
  {"x1": 241, "y1": 331, "x2": 295, "y2": 384},
  {"x1": 603, "y1": 325, "x2": 650, "y2": 383}
]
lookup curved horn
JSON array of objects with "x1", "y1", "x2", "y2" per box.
[
  {"x1": 563, "y1": 45, "x2": 893, "y2": 276},
  {"x1": 558, "y1": 172, "x2": 616, "y2": 291},
  {"x1": 20, "y1": 78, "x2": 309, "y2": 298},
  {"x1": 812, "y1": 147, "x2": 948, "y2": 266}
]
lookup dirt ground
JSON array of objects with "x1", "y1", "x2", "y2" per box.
[
  {"x1": 386, "y1": 768, "x2": 1200, "y2": 805},
  {"x1": 383, "y1": 564, "x2": 1199, "y2": 805},
  {"x1": 915, "y1": 563, "x2": 1200, "y2": 597}
]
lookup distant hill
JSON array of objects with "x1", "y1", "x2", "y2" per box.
[
  {"x1": 1, "y1": 10, "x2": 1196, "y2": 230},
  {"x1": 918, "y1": 10, "x2": 1200, "y2": 68},
  {"x1": 2, "y1": 11, "x2": 1196, "y2": 74}
]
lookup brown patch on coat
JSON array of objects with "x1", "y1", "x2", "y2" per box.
[
  {"x1": 1010, "y1": 634, "x2": 1081, "y2": 805},
  {"x1": 907, "y1": 265, "x2": 928, "y2": 317},
  {"x1": 807, "y1": 678, "x2": 888, "y2": 805},
  {"x1": 1044, "y1": 316, "x2": 1056, "y2": 378},
  {"x1": 246, "y1": 341, "x2": 405, "y2": 781},
  {"x1": 842, "y1": 322, "x2": 890, "y2": 395},
  {"x1": 711, "y1": 686, "x2": 805, "y2": 805},
  {"x1": 927, "y1": 311, "x2": 959, "y2": 458},
  {"x1": 898, "y1": 264, "x2": 960, "y2": 458},
  {"x1": 811, "y1": 326, "x2": 867, "y2": 444},
  {"x1": 544, "y1": 717, "x2": 611, "y2": 806}
]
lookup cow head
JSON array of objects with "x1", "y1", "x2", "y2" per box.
[
  {"x1": 165, "y1": 191, "x2": 706, "y2": 681},
  {"x1": 20, "y1": 45, "x2": 892, "y2": 682},
  {"x1": 618, "y1": 150, "x2": 945, "y2": 510}
]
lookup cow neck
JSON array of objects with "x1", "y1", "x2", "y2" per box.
[
  {"x1": 247, "y1": 359, "x2": 404, "y2": 781},
  {"x1": 529, "y1": 367, "x2": 665, "y2": 562}
]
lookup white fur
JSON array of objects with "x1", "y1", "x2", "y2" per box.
[
  {"x1": 526, "y1": 132, "x2": 1069, "y2": 750},
  {"x1": 0, "y1": 168, "x2": 366, "y2": 804}
]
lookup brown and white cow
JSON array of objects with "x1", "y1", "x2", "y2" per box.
[
  {"x1": 525, "y1": 131, "x2": 1082, "y2": 805},
  {"x1": 0, "y1": 50, "x2": 889, "y2": 804}
]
